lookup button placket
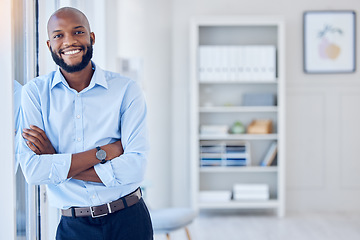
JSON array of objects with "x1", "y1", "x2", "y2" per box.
[
  {"x1": 74, "y1": 93, "x2": 84, "y2": 152},
  {"x1": 88, "y1": 184, "x2": 101, "y2": 205}
]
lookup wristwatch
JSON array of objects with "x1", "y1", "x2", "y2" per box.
[{"x1": 95, "y1": 146, "x2": 107, "y2": 164}]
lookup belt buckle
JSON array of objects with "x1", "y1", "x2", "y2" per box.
[{"x1": 90, "y1": 203, "x2": 111, "y2": 218}]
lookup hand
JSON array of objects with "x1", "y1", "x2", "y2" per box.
[
  {"x1": 102, "y1": 140, "x2": 123, "y2": 160},
  {"x1": 22, "y1": 125, "x2": 56, "y2": 155}
]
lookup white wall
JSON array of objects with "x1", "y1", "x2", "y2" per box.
[
  {"x1": 113, "y1": 0, "x2": 173, "y2": 208},
  {"x1": 171, "y1": 0, "x2": 360, "y2": 212}
]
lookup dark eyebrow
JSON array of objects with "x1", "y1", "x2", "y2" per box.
[
  {"x1": 52, "y1": 29, "x2": 62, "y2": 34},
  {"x1": 74, "y1": 26, "x2": 86, "y2": 30}
]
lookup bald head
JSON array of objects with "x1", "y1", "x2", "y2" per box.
[
  {"x1": 46, "y1": 7, "x2": 95, "y2": 74},
  {"x1": 47, "y1": 7, "x2": 91, "y2": 39}
]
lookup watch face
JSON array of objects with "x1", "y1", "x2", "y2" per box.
[{"x1": 96, "y1": 149, "x2": 106, "y2": 161}]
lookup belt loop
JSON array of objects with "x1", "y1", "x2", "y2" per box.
[
  {"x1": 71, "y1": 207, "x2": 76, "y2": 218},
  {"x1": 122, "y1": 197, "x2": 128, "y2": 208}
]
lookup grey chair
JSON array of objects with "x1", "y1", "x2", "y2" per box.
[{"x1": 150, "y1": 208, "x2": 197, "y2": 240}]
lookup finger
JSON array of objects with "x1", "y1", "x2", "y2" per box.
[
  {"x1": 22, "y1": 132, "x2": 44, "y2": 149},
  {"x1": 23, "y1": 128, "x2": 46, "y2": 143},
  {"x1": 29, "y1": 125, "x2": 49, "y2": 141},
  {"x1": 26, "y1": 141, "x2": 41, "y2": 155},
  {"x1": 24, "y1": 127, "x2": 46, "y2": 141}
]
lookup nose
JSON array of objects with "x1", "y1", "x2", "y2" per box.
[{"x1": 62, "y1": 34, "x2": 77, "y2": 47}]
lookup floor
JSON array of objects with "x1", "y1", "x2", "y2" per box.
[{"x1": 154, "y1": 211, "x2": 360, "y2": 240}]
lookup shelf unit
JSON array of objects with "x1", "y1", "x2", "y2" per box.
[{"x1": 189, "y1": 16, "x2": 286, "y2": 217}]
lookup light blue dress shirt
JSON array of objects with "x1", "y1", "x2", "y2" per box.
[{"x1": 19, "y1": 63, "x2": 149, "y2": 209}]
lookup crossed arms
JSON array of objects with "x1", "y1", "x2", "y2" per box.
[
  {"x1": 19, "y1": 79, "x2": 148, "y2": 187},
  {"x1": 22, "y1": 125, "x2": 123, "y2": 183}
]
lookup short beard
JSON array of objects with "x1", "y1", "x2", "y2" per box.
[{"x1": 50, "y1": 41, "x2": 93, "y2": 73}]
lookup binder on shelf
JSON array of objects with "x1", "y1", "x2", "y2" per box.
[
  {"x1": 198, "y1": 46, "x2": 207, "y2": 81},
  {"x1": 262, "y1": 45, "x2": 277, "y2": 81},
  {"x1": 260, "y1": 142, "x2": 278, "y2": 166},
  {"x1": 198, "y1": 45, "x2": 276, "y2": 82}
]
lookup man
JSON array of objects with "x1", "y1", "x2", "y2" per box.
[{"x1": 19, "y1": 7, "x2": 153, "y2": 240}]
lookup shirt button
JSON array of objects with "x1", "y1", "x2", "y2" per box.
[
  {"x1": 77, "y1": 138, "x2": 81, "y2": 142},
  {"x1": 77, "y1": 94, "x2": 80, "y2": 97},
  {"x1": 76, "y1": 115, "x2": 81, "y2": 119},
  {"x1": 92, "y1": 195, "x2": 96, "y2": 199}
]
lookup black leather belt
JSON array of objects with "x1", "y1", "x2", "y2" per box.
[{"x1": 61, "y1": 188, "x2": 142, "y2": 218}]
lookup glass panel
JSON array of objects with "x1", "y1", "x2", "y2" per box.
[
  {"x1": 15, "y1": 171, "x2": 26, "y2": 239},
  {"x1": 14, "y1": 0, "x2": 40, "y2": 239}
]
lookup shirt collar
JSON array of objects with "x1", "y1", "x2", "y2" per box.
[{"x1": 51, "y1": 62, "x2": 108, "y2": 91}]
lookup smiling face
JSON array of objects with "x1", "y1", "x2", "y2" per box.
[{"x1": 47, "y1": 8, "x2": 95, "y2": 73}]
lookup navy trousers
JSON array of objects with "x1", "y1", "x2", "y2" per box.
[{"x1": 56, "y1": 198, "x2": 153, "y2": 240}]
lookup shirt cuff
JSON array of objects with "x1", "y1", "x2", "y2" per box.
[
  {"x1": 49, "y1": 153, "x2": 72, "y2": 185},
  {"x1": 94, "y1": 161, "x2": 116, "y2": 187}
]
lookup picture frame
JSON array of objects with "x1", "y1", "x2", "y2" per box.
[{"x1": 303, "y1": 10, "x2": 356, "y2": 73}]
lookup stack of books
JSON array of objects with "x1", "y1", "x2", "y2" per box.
[
  {"x1": 200, "y1": 125, "x2": 229, "y2": 135},
  {"x1": 200, "y1": 141, "x2": 250, "y2": 167},
  {"x1": 200, "y1": 144, "x2": 223, "y2": 166},
  {"x1": 198, "y1": 45, "x2": 277, "y2": 82},
  {"x1": 224, "y1": 145, "x2": 248, "y2": 166},
  {"x1": 232, "y1": 184, "x2": 269, "y2": 201},
  {"x1": 199, "y1": 190, "x2": 232, "y2": 203}
]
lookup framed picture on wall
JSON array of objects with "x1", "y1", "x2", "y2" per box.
[{"x1": 303, "y1": 10, "x2": 356, "y2": 73}]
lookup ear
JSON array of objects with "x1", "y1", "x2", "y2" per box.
[
  {"x1": 90, "y1": 32, "x2": 95, "y2": 45},
  {"x1": 46, "y1": 40, "x2": 51, "y2": 51}
]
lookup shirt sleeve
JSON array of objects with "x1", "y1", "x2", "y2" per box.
[
  {"x1": 18, "y1": 81, "x2": 72, "y2": 185},
  {"x1": 94, "y1": 81, "x2": 149, "y2": 187}
]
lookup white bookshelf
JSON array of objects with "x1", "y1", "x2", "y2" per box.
[{"x1": 189, "y1": 16, "x2": 286, "y2": 217}]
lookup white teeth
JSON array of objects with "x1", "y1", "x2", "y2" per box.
[{"x1": 63, "y1": 49, "x2": 80, "y2": 55}]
